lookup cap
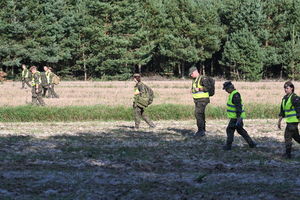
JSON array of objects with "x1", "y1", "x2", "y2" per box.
[
  {"x1": 223, "y1": 81, "x2": 234, "y2": 90},
  {"x1": 188, "y1": 66, "x2": 198, "y2": 76},
  {"x1": 29, "y1": 66, "x2": 37, "y2": 71},
  {"x1": 133, "y1": 73, "x2": 141, "y2": 77}
]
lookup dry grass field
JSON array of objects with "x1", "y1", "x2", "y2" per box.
[
  {"x1": 0, "y1": 80, "x2": 297, "y2": 107},
  {"x1": 0, "y1": 120, "x2": 300, "y2": 199}
]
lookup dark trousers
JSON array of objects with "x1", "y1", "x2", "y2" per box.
[
  {"x1": 133, "y1": 105, "x2": 154, "y2": 128},
  {"x1": 48, "y1": 84, "x2": 59, "y2": 98},
  {"x1": 226, "y1": 119, "x2": 254, "y2": 146},
  {"x1": 284, "y1": 123, "x2": 300, "y2": 154},
  {"x1": 194, "y1": 99, "x2": 209, "y2": 132},
  {"x1": 32, "y1": 86, "x2": 45, "y2": 106},
  {"x1": 22, "y1": 78, "x2": 31, "y2": 88},
  {"x1": 42, "y1": 85, "x2": 49, "y2": 97}
]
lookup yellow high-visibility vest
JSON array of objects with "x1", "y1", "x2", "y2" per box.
[{"x1": 192, "y1": 76, "x2": 209, "y2": 99}]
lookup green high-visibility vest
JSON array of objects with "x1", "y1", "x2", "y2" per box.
[
  {"x1": 31, "y1": 71, "x2": 41, "y2": 86},
  {"x1": 282, "y1": 94, "x2": 299, "y2": 123},
  {"x1": 192, "y1": 76, "x2": 209, "y2": 99},
  {"x1": 227, "y1": 90, "x2": 246, "y2": 119}
]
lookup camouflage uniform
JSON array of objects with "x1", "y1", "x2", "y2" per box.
[
  {"x1": 21, "y1": 68, "x2": 31, "y2": 88},
  {"x1": 47, "y1": 71, "x2": 59, "y2": 98},
  {"x1": 279, "y1": 93, "x2": 300, "y2": 158},
  {"x1": 31, "y1": 71, "x2": 45, "y2": 106},
  {"x1": 133, "y1": 82, "x2": 155, "y2": 129},
  {"x1": 41, "y1": 72, "x2": 49, "y2": 97}
]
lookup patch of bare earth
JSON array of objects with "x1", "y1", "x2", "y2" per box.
[{"x1": 0, "y1": 120, "x2": 300, "y2": 199}]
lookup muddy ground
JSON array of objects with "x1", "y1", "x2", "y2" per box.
[{"x1": 0, "y1": 119, "x2": 300, "y2": 200}]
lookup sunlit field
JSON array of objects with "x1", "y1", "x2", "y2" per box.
[{"x1": 0, "y1": 80, "x2": 293, "y2": 107}]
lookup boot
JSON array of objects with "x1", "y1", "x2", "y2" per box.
[
  {"x1": 223, "y1": 144, "x2": 232, "y2": 150},
  {"x1": 282, "y1": 148, "x2": 292, "y2": 159},
  {"x1": 249, "y1": 142, "x2": 257, "y2": 148},
  {"x1": 193, "y1": 130, "x2": 205, "y2": 137}
]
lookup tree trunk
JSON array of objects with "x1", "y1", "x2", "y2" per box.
[
  {"x1": 178, "y1": 63, "x2": 181, "y2": 77},
  {"x1": 83, "y1": 52, "x2": 87, "y2": 81},
  {"x1": 138, "y1": 64, "x2": 142, "y2": 74},
  {"x1": 181, "y1": 64, "x2": 184, "y2": 79},
  {"x1": 202, "y1": 64, "x2": 206, "y2": 76}
]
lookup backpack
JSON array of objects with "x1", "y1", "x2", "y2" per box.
[
  {"x1": 137, "y1": 83, "x2": 154, "y2": 107},
  {"x1": 52, "y1": 73, "x2": 60, "y2": 85},
  {"x1": 197, "y1": 76, "x2": 215, "y2": 96}
]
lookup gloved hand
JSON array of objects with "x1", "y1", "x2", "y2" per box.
[{"x1": 236, "y1": 117, "x2": 242, "y2": 127}]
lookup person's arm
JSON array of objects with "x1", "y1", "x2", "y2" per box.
[
  {"x1": 291, "y1": 94, "x2": 300, "y2": 119},
  {"x1": 137, "y1": 83, "x2": 145, "y2": 96},
  {"x1": 278, "y1": 97, "x2": 285, "y2": 129},
  {"x1": 232, "y1": 92, "x2": 243, "y2": 118},
  {"x1": 200, "y1": 76, "x2": 209, "y2": 92}
]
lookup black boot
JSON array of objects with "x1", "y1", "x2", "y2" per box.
[
  {"x1": 223, "y1": 144, "x2": 232, "y2": 150},
  {"x1": 194, "y1": 130, "x2": 205, "y2": 137},
  {"x1": 282, "y1": 148, "x2": 292, "y2": 159}
]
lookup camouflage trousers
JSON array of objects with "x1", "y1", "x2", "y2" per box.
[
  {"x1": 32, "y1": 86, "x2": 45, "y2": 106},
  {"x1": 194, "y1": 98, "x2": 209, "y2": 132},
  {"x1": 22, "y1": 78, "x2": 31, "y2": 88},
  {"x1": 226, "y1": 119, "x2": 255, "y2": 146},
  {"x1": 284, "y1": 123, "x2": 300, "y2": 154},
  {"x1": 48, "y1": 84, "x2": 59, "y2": 98},
  {"x1": 133, "y1": 105, "x2": 154, "y2": 128}
]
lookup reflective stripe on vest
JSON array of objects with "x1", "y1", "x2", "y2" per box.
[
  {"x1": 192, "y1": 76, "x2": 209, "y2": 99},
  {"x1": 226, "y1": 90, "x2": 246, "y2": 119},
  {"x1": 282, "y1": 94, "x2": 299, "y2": 123},
  {"x1": 31, "y1": 71, "x2": 41, "y2": 86}
]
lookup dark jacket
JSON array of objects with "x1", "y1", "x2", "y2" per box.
[
  {"x1": 279, "y1": 93, "x2": 300, "y2": 118},
  {"x1": 231, "y1": 90, "x2": 243, "y2": 118}
]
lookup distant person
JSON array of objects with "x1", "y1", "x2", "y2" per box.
[
  {"x1": 30, "y1": 66, "x2": 45, "y2": 106},
  {"x1": 133, "y1": 73, "x2": 155, "y2": 129},
  {"x1": 189, "y1": 66, "x2": 210, "y2": 137},
  {"x1": 41, "y1": 66, "x2": 49, "y2": 97},
  {"x1": 278, "y1": 81, "x2": 300, "y2": 159},
  {"x1": 21, "y1": 64, "x2": 31, "y2": 89},
  {"x1": 47, "y1": 67, "x2": 59, "y2": 98},
  {"x1": 0, "y1": 70, "x2": 7, "y2": 84},
  {"x1": 222, "y1": 81, "x2": 256, "y2": 150}
]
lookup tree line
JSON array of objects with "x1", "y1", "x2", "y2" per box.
[{"x1": 0, "y1": 0, "x2": 300, "y2": 81}]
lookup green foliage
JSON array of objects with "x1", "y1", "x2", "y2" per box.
[
  {"x1": 0, "y1": 0, "x2": 300, "y2": 80},
  {"x1": 0, "y1": 104, "x2": 279, "y2": 122}
]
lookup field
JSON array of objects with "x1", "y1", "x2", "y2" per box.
[
  {"x1": 1, "y1": 80, "x2": 300, "y2": 199},
  {"x1": 0, "y1": 80, "x2": 294, "y2": 107}
]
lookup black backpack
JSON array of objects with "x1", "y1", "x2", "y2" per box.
[{"x1": 197, "y1": 76, "x2": 215, "y2": 96}]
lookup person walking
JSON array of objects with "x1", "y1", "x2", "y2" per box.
[
  {"x1": 222, "y1": 81, "x2": 256, "y2": 150},
  {"x1": 30, "y1": 66, "x2": 45, "y2": 106},
  {"x1": 41, "y1": 66, "x2": 49, "y2": 97},
  {"x1": 189, "y1": 66, "x2": 210, "y2": 137},
  {"x1": 133, "y1": 73, "x2": 155, "y2": 129},
  {"x1": 278, "y1": 81, "x2": 300, "y2": 159},
  {"x1": 21, "y1": 64, "x2": 31, "y2": 89},
  {"x1": 47, "y1": 67, "x2": 59, "y2": 98}
]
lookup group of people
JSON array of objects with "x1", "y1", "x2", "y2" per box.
[
  {"x1": 133, "y1": 67, "x2": 300, "y2": 159},
  {"x1": 21, "y1": 64, "x2": 59, "y2": 106}
]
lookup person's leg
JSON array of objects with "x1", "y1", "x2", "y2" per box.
[
  {"x1": 141, "y1": 107, "x2": 155, "y2": 128},
  {"x1": 284, "y1": 123, "x2": 294, "y2": 159},
  {"x1": 37, "y1": 86, "x2": 45, "y2": 106},
  {"x1": 236, "y1": 119, "x2": 256, "y2": 148},
  {"x1": 194, "y1": 100, "x2": 208, "y2": 136},
  {"x1": 133, "y1": 106, "x2": 142, "y2": 129},
  {"x1": 223, "y1": 119, "x2": 236, "y2": 150}
]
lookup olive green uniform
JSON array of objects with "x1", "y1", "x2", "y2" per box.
[
  {"x1": 133, "y1": 82, "x2": 155, "y2": 129},
  {"x1": 31, "y1": 71, "x2": 45, "y2": 106},
  {"x1": 279, "y1": 93, "x2": 300, "y2": 158},
  {"x1": 192, "y1": 76, "x2": 210, "y2": 135},
  {"x1": 45, "y1": 71, "x2": 59, "y2": 98},
  {"x1": 41, "y1": 72, "x2": 49, "y2": 97},
  {"x1": 21, "y1": 68, "x2": 31, "y2": 88}
]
